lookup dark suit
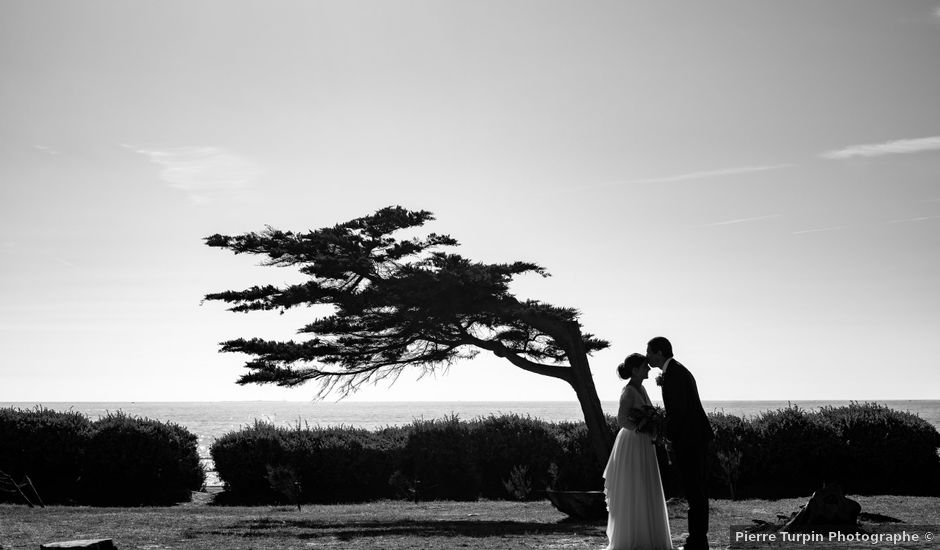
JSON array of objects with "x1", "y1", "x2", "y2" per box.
[{"x1": 661, "y1": 359, "x2": 713, "y2": 549}]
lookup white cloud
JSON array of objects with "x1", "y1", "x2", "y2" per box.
[
  {"x1": 792, "y1": 226, "x2": 842, "y2": 236},
  {"x1": 33, "y1": 145, "x2": 59, "y2": 155},
  {"x1": 888, "y1": 215, "x2": 940, "y2": 224},
  {"x1": 696, "y1": 214, "x2": 782, "y2": 228},
  {"x1": 821, "y1": 136, "x2": 940, "y2": 160},
  {"x1": 555, "y1": 164, "x2": 794, "y2": 196},
  {"x1": 607, "y1": 164, "x2": 793, "y2": 186},
  {"x1": 124, "y1": 145, "x2": 260, "y2": 203}
]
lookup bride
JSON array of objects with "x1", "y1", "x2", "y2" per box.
[{"x1": 604, "y1": 353, "x2": 672, "y2": 550}]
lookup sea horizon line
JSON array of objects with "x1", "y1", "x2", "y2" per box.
[{"x1": 2, "y1": 398, "x2": 936, "y2": 404}]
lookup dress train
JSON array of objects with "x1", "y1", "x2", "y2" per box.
[{"x1": 603, "y1": 426, "x2": 672, "y2": 550}]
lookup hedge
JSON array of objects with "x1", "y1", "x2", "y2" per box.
[
  {"x1": 0, "y1": 407, "x2": 91, "y2": 504},
  {"x1": 6, "y1": 403, "x2": 931, "y2": 506},
  {"x1": 80, "y1": 412, "x2": 205, "y2": 505},
  {"x1": 0, "y1": 407, "x2": 204, "y2": 505},
  {"x1": 210, "y1": 421, "x2": 402, "y2": 504},
  {"x1": 211, "y1": 403, "x2": 940, "y2": 504},
  {"x1": 708, "y1": 403, "x2": 940, "y2": 499}
]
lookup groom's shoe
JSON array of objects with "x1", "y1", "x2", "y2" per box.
[{"x1": 678, "y1": 538, "x2": 710, "y2": 550}]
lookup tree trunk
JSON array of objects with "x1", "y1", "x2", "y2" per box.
[{"x1": 562, "y1": 322, "x2": 614, "y2": 471}]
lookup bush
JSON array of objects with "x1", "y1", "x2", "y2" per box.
[
  {"x1": 818, "y1": 403, "x2": 940, "y2": 495},
  {"x1": 708, "y1": 411, "x2": 756, "y2": 500},
  {"x1": 0, "y1": 407, "x2": 203, "y2": 506},
  {"x1": 396, "y1": 416, "x2": 481, "y2": 501},
  {"x1": 80, "y1": 412, "x2": 205, "y2": 505},
  {"x1": 0, "y1": 407, "x2": 91, "y2": 504},
  {"x1": 547, "y1": 415, "x2": 617, "y2": 491},
  {"x1": 211, "y1": 421, "x2": 293, "y2": 503},
  {"x1": 744, "y1": 406, "x2": 843, "y2": 497},
  {"x1": 703, "y1": 403, "x2": 940, "y2": 499},
  {"x1": 211, "y1": 421, "x2": 402, "y2": 504},
  {"x1": 290, "y1": 425, "x2": 401, "y2": 503},
  {"x1": 472, "y1": 414, "x2": 561, "y2": 499}
]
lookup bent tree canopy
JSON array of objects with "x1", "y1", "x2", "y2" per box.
[{"x1": 204, "y1": 206, "x2": 615, "y2": 465}]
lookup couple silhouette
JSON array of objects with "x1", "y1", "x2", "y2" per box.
[{"x1": 604, "y1": 337, "x2": 714, "y2": 550}]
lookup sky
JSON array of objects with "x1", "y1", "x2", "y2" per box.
[{"x1": 1, "y1": 0, "x2": 939, "y2": 403}]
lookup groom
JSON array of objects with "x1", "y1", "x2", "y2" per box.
[{"x1": 647, "y1": 336, "x2": 714, "y2": 550}]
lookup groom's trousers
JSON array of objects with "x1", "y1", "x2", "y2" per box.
[{"x1": 675, "y1": 442, "x2": 710, "y2": 548}]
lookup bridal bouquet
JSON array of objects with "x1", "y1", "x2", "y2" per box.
[{"x1": 629, "y1": 405, "x2": 666, "y2": 446}]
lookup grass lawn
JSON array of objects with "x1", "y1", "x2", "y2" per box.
[{"x1": 1, "y1": 493, "x2": 938, "y2": 549}]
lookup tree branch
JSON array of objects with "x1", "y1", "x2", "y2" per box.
[{"x1": 462, "y1": 334, "x2": 572, "y2": 382}]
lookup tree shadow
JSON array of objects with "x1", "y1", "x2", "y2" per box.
[{"x1": 199, "y1": 517, "x2": 607, "y2": 541}]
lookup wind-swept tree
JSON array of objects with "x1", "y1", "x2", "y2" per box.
[{"x1": 204, "y1": 206, "x2": 614, "y2": 466}]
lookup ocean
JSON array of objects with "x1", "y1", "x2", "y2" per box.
[{"x1": 4, "y1": 400, "x2": 938, "y2": 486}]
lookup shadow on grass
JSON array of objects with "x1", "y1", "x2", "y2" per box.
[{"x1": 197, "y1": 517, "x2": 607, "y2": 542}]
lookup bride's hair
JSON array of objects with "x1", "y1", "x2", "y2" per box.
[{"x1": 617, "y1": 353, "x2": 647, "y2": 380}]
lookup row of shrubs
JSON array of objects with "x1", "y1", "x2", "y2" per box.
[
  {"x1": 0, "y1": 407, "x2": 204, "y2": 506},
  {"x1": 210, "y1": 414, "x2": 592, "y2": 504},
  {"x1": 211, "y1": 403, "x2": 940, "y2": 504},
  {"x1": 4, "y1": 403, "x2": 936, "y2": 506},
  {"x1": 709, "y1": 403, "x2": 940, "y2": 499}
]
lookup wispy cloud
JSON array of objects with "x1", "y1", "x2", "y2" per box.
[
  {"x1": 793, "y1": 226, "x2": 842, "y2": 236},
  {"x1": 821, "y1": 136, "x2": 940, "y2": 160},
  {"x1": 552, "y1": 164, "x2": 794, "y2": 196},
  {"x1": 888, "y1": 215, "x2": 940, "y2": 224},
  {"x1": 604, "y1": 164, "x2": 793, "y2": 187},
  {"x1": 33, "y1": 145, "x2": 59, "y2": 155},
  {"x1": 696, "y1": 214, "x2": 782, "y2": 228},
  {"x1": 124, "y1": 145, "x2": 260, "y2": 203}
]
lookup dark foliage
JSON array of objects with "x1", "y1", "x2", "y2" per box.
[
  {"x1": 749, "y1": 406, "x2": 844, "y2": 497},
  {"x1": 81, "y1": 412, "x2": 205, "y2": 505},
  {"x1": 396, "y1": 416, "x2": 482, "y2": 501},
  {"x1": 203, "y1": 206, "x2": 609, "y2": 396},
  {"x1": 472, "y1": 414, "x2": 562, "y2": 500},
  {"x1": 818, "y1": 403, "x2": 940, "y2": 495},
  {"x1": 0, "y1": 407, "x2": 91, "y2": 504},
  {"x1": 211, "y1": 421, "x2": 293, "y2": 503},
  {"x1": 211, "y1": 421, "x2": 401, "y2": 504},
  {"x1": 707, "y1": 411, "x2": 758, "y2": 500},
  {"x1": 0, "y1": 408, "x2": 203, "y2": 506},
  {"x1": 547, "y1": 416, "x2": 618, "y2": 492},
  {"x1": 210, "y1": 404, "x2": 939, "y2": 504},
  {"x1": 705, "y1": 403, "x2": 940, "y2": 499},
  {"x1": 290, "y1": 426, "x2": 401, "y2": 504}
]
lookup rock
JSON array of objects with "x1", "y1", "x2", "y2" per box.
[
  {"x1": 545, "y1": 489, "x2": 608, "y2": 520},
  {"x1": 40, "y1": 540, "x2": 115, "y2": 550},
  {"x1": 782, "y1": 486, "x2": 861, "y2": 532}
]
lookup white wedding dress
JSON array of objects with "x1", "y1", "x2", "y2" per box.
[{"x1": 603, "y1": 384, "x2": 672, "y2": 550}]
